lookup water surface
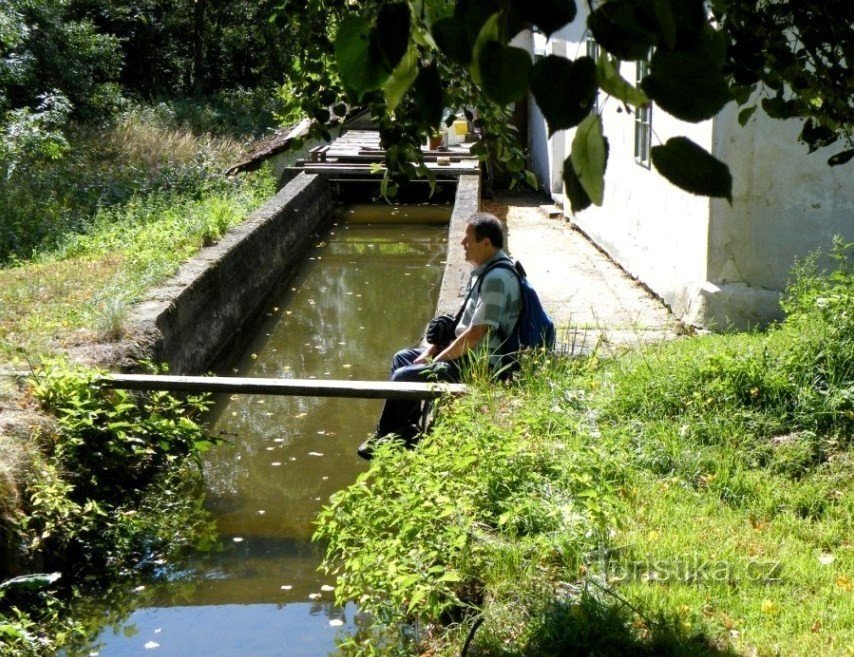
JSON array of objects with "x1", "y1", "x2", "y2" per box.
[{"x1": 81, "y1": 217, "x2": 449, "y2": 656}]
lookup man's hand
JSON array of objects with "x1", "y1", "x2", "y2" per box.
[
  {"x1": 413, "y1": 344, "x2": 439, "y2": 365},
  {"x1": 435, "y1": 324, "x2": 488, "y2": 362}
]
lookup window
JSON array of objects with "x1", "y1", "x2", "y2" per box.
[
  {"x1": 634, "y1": 58, "x2": 652, "y2": 168},
  {"x1": 585, "y1": 35, "x2": 600, "y2": 114}
]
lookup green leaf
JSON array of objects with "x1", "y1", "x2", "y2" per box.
[
  {"x1": 762, "y1": 96, "x2": 797, "y2": 120},
  {"x1": 413, "y1": 62, "x2": 444, "y2": 130},
  {"x1": 651, "y1": 136, "x2": 733, "y2": 202},
  {"x1": 564, "y1": 156, "x2": 592, "y2": 213},
  {"x1": 335, "y1": 17, "x2": 389, "y2": 95},
  {"x1": 570, "y1": 115, "x2": 606, "y2": 206},
  {"x1": 524, "y1": 169, "x2": 539, "y2": 189},
  {"x1": 828, "y1": 149, "x2": 854, "y2": 166},
  {"x1": 738, "y1": 105, "x2": 756, "y2": 126},
  {"x1": 641, "y1": 49, "x2": 732, "y2": 121},
  {"x1": 588, "y1": 0, "x2": 658, "y2": 61},
  {"x1": 432, "y1": 17, "x2": 471, "y2": 65},
  {"x1": 460, "y1": 0, "x2": 501, "y2": 45},
  {"x1": 652, "y1": 0, "x2": 676, "y2": 49},
  {"x1": 531, "y1": 55, "x2": 597, "y2": 134},
  {"x1": 596, "y1": 53, "x2": 648, "y2": 107},
  {"x1": 375, "y1": 3, "x2": 411, "y2": 70},
  {"x1": 383, "y1": 46, "x2": 418, "y2": 112},
  {"x1": 510, "y1": 0, "x2": 577, "y2": 38},
  {"x1": 480, "y1": 43, "x2": 532, "y2": 104},
  {"x1": 470, "y1": 13, "x2": 501, "y2": 85}
]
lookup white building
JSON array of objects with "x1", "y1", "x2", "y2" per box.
[{"x1": 520, "y1": 17, "x2": 853, "y2": 330}]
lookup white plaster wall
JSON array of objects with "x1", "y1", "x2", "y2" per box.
[
  {"x1": 525, "y1": 14, "x2": 854, "y2": 329},
  {"x1": 569, "y1": 72, "x2": 714, "y2": 321},
  {"x1": 526, "y1": 8, "x2": 715, "y2": 322},
  {"x1": 710, "y1": 104, "x2": 854, "y2": 291}
]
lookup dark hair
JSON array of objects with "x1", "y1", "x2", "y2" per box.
[{"x1": 467, "y1": 212, "x2": 504, "y2": 249}]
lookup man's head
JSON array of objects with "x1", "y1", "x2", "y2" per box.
[{"x1": 462, "y1": 212, "x2": 503, "y2": 265}]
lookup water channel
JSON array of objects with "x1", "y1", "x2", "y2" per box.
[{"x1": 79, "y1": 210, "x2": 451, "y2": 656}]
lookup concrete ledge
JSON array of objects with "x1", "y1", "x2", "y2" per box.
[
  {"x1": 436, "y1": 174, "x2": 480, "y2": 314},
  {"x1": 685, "y1": 282, "x2": 784, "y2": 331},
  {"x1": 129, "y1": 172, "x2": 332, "y2": 374}
]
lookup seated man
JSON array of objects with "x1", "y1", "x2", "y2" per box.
[{"x1": 358, "y1": 212, "x2": 521, "y2": 459}]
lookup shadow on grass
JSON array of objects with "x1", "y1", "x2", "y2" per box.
[{"x1": 487, "y1": 594, "x2": 737, "y2": 657}]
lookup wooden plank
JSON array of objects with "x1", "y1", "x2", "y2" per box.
[{"x1": 98, "y1": 373, "x2": 467, "y2": 400}]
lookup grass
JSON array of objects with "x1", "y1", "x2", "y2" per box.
[
  {"x1": 0, "y1": 97, "x2": 280, "y2": 655},
  {"x1": 0, "y1": 108, "x2": 275, "y2": 364},
  {"x1": 315, "y1": 242, "x2": 853, "y2": 656}
]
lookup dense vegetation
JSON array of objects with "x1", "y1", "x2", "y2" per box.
[
  {"x1": 315, "y1": 242, "x2": 853, "y2": 656},
  {"x1": 0, "y1": 363, "x2": 220, "y2": 655},
  {"x1": 285, "y1": 0, "x2": 853, "y2": 209}
]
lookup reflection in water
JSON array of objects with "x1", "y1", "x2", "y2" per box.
[{"x1": 78, "y1": 219, "x2": 449, "y2": 656}]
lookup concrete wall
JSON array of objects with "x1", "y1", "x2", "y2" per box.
[
  {"x1": 527, "y1": 11, "x2": 853, "y2": 330},
  {"x1": 436, "y1": 174, "x2": 481, "y2": 314},
  {"x1": 529, "y1": 14, "x2": 714, "y2": 323},
  {"x1": 129, "y1": 172, "x2": 332, "y2": 374},
  {"x1": 700, "y1": 104, "x2": 854, "y2": 328}
]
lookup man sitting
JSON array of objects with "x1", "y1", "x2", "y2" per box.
[{"x1": 358, "y1": 212, "x2": 521, "y2": 459}]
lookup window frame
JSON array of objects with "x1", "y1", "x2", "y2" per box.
[{"x1": 634, "y1": 58, "x2": 652, "y2": 168}]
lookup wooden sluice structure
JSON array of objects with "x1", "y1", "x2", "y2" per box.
[{"x1": 297, "y1": 129, "x2": 481, "y2": 182}]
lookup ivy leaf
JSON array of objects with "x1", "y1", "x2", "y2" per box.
[
  {"x1": 531, "y1": 55, "x2": 597, "y2": 135},
  {"x1": 564, "y1": 156, "x2": 591, "y2": 213},
  {"x1": 470, "y1": 13, "x2": 500, "y2": 85},
  {"x1": 335, "y1": 16, "x2": 389, "y2": 95},
  {"x1": 383, "y1": 45, "x2": 418, "y2": 112},
  {"x1": 510, "y1": 0, "x2": 577, "y2": 38},
  {"x1": 828, "y1": 149, "x2": 854, "y2": 166},
  {"x1": 651, "y1": 137, "x2": 732, "y2": 202},
  {"x1": 480, "y1": 43, "x2": 532, "y2": 105},
  {"x1": 375, "y1": 3, "x2": 411, "y2": 71},
  {"x1": 413, "y1": 62, "x2": 444, "y2": 130},
  {"x1": 641, "y1": 49, "x2": 732, "y2": 121},
  {"x1": 737, "y1": 105, "x2": 756, "y2": 126},
  {"x1": 432, "y1": 17, "x2": 471, "y2": 65},
  {"x1": 570, "y1": 114, "x2": 606, "y2": 206},
  {"x1": 596, "y1": 53, "x2": 648, "y2": 107},
  {"x1": 588, "y1": 0, "x2": 658, "y2": 61}
]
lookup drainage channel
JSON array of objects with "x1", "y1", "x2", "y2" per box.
[{"x1": 74, "y1": 208, "x2": 451, "y2": 657}]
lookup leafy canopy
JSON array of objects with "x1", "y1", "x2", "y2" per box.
[{"x1": 286, "y1": 0, "x2": 852, "y2": 210}]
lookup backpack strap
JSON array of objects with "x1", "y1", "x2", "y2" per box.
[{"x1": 474, "y1": 258, "x2": 525, "y2": 344}]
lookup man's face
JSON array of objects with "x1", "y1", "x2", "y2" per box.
[{"x1": 461, "y1": 224, "x2": 493, "y2": 265}]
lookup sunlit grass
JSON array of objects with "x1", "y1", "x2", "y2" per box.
[
  {"x1": 316, "y1": 244, "x2": 852, "y2": 656},
  {"x1": 0, "y1": 166, "x2": 274, "y2": 364}
]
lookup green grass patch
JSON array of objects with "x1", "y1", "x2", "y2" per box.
[
  {"x1": 0, "y1": 148, "x2": 274, "y2": 362},
  {"x1": 314, "y1": 241, "x2": 853, "y2": 656}
]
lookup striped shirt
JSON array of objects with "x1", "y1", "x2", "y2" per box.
[{"x1": 456, "y1": 251, "x2": 522, "y2": 358}]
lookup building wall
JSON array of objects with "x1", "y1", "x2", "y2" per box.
[
  {"x1": 526, "y1": 17, "x2": 854, "y2": 330},
  {"x1": 528, "y1": 15, "x2": 714, "y2": 323},
  {"x1": 701, "y1": 104, "x2": 854, "y2": 328}
]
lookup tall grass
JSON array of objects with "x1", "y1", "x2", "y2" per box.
[
  {"x1": 0, "y1": 104, "x2": 246, "y2": 264},
  {"x1": 314, "y1": 242, "x2": 853, "y2": 657},
  {"x1": 0, "y1": 104, "x2": 275, "y2": 361}
]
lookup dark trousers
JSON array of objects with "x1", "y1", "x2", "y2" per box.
[{"x1": 376, "y1": 347, "x2": 462, "y2": 440}]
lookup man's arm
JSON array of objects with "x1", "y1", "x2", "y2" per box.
[{"x1": 434, "y1": 324, "x2": 488, "y2": 362}]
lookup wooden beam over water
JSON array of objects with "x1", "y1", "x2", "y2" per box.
[{"x1": 98, "y1": 373, "x2": 467, "y2": 400}]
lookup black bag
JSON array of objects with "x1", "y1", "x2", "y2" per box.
[{"x1": 425, "y1": 313, "x2": 457, "y2": 348}]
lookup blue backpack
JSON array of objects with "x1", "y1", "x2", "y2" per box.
[{"x1": 478, "y1": 259, "x2": 556, "y2": 355}]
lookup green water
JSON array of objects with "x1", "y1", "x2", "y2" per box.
[{"x1": 79, "y1": 218, "x2": 449, "y2": 656}]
